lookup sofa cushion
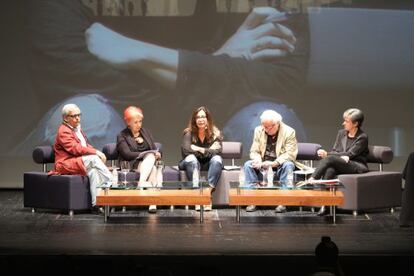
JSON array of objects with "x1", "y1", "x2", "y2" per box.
[
  {"x1": 102, "y1": 143, "x2": 118, "y2": 160},
  {"x1": 367, "y1": 145, "x2": 393, "y2": 164},
  {"x1": 221, "y1": 141, "x2": 242, "y2": 159},
  {"x1": 297, "y1": 143, "x2": 321, "y2": 161},
  {"x1": 32, "y1": 146, "x2": 55, "y2": 164}
]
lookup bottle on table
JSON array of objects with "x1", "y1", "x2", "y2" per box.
[{"x1": 192, "y1": 162, "x2": 200, "y2": 188}]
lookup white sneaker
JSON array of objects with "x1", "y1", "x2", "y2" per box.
[
  {"x1": 148, "y1": 205, "x2": 157, "y2": 213},
  {"x1": 275, "y1": 205, "x2": 287, "y2": 213},
  {"x1": 246, "y1": 205, "x2": 257, "y2": 212}
]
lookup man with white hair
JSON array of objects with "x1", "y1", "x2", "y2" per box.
[
  {"x1": 243, "y1": 109, "x2": 306, "y2": 212},
  {"x1": 52, "y1": 103, "x2": 113, "y2": 212}
]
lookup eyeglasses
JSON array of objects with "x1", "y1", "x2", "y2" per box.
[
  {"x1": 67, "y1": 113, "x2": 82, "y2": 119},
  {"x1": 263, "y1": 123, "x2": 276, "y2": 130},
  {"x1": 196, "y1": 115, "x2": 207, "y2": 119}
]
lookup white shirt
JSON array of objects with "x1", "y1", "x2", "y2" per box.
[{"x1": 74, "y1": 124, "x2": 87, "y2": 147}]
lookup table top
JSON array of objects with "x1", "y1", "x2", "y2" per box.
[
  {"x1": 231, "y1": 180, "x2": 344, "y2": 190},
  {"x1": 99, "y1": 181, "x2": 210, "y2": 190}
]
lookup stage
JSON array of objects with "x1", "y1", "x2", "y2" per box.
[{"x1": 0, "y1": 189, "x2": 413, "y2": 275}]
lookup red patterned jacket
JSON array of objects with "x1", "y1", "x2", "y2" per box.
[{"x1": 50, "y1": 123, "x2": 96, "y2": 175}]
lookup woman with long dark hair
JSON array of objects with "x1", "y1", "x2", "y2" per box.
[{"x1": 178, "y1": 106, "x2": 223, "y2": 211}]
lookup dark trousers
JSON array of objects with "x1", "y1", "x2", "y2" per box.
[{"x1": 312, "y1": 155, "x2": 368, "y2": 179}]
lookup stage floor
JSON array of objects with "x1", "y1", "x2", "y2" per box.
[{"x1": 1, "y1": 190, "x2": 413, "y2": 275}]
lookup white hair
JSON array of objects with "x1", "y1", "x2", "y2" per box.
[
  {"x1": 260, "y1": 110, "x2": 282, "y2": 123},
  {"x1": 62, "y1": 103, "x2": 80, "y2": 117}
]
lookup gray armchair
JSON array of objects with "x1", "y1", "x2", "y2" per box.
[{"x1": 338, "y1": 145, "x2": 402, "y2": 215}]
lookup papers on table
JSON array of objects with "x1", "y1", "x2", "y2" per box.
[
  {"x1": 294, "y1": 168, "x2": 315, "y2": 175},
  {"x1": 296, "y1": 178, "x2": 340, "y2": 188},
  {"x1": 309, "y1": 179, "x2": 340, "y2": 184},
  {"x1": 224, "y1": 165, "x2": 241, "y2": 171}
]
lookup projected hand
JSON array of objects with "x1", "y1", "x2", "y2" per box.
[
  {"x1": 85, "y1": 22, "x2": 178, "y2": 89},
  {"x1": 85, "y1": 23, "x2": 145, "y2": 69},
  {"x1": 214, "y1": 7, "x2": 296, "y2": 61}
]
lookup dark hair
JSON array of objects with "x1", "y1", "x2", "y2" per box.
[
  {"x1": 344, "y1": 108, "x2": 364, "y2": 128},
  {"x1": 184, "y1": 106, "x2": 218, "y2": 143},
  {"x1": 315, "y1": 236, "x2": 339, "y2": 267}
]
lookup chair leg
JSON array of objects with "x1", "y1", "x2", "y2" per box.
[
  {"x1": 122, "y1": 206, "x2": 126, "y2": 212},
  {"x1": 390, "y1": 207, "x2": 395, "y2": 214},
  {"x1": 353, "y1": 210, "x2": 358, "y2": 217},
  {"x1": 69, "y1": 210, "x2": 74, "y2": 217}
]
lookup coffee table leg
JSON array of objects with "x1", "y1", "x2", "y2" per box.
[
  {"x1": 200, "y1": 205, "x2": 204, "y2": 223},
  {"x1": 104, "y1": 205, "x2": 109, "y2": 222},
  {"x1": 236, "y1": 206, "x2": 241, "y2": 223}
]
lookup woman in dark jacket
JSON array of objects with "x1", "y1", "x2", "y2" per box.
[
  {"x1": 116, "y1": 106, "x2": 161, "y2": 213},
  {"x1": 178, "y1": 106, "x2": 223, "y2": 211},
  {"x1": 310, "y1": 108, "x2": 369, "y2": 215}
]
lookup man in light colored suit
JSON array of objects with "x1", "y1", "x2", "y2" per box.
[{"x1": 243, "y1": 109, "x2": 306, "y2": 212}]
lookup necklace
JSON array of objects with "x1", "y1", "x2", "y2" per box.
[{"x1": 133, "y1": 132, "x2": 144, "y2": 144}]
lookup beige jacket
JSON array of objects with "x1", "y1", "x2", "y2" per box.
[{"x1": 249, "y1": 122, "x2": 307, "y2": 170}]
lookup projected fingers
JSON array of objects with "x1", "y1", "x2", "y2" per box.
[
  {"x1": 252, "y1": 36, "x2": 294, "y2": 53},
  {"x1": 241, "y1": 7, "x2": 285, "y2": 29},
  {"x1": 253, "y1": 22, "x2": 296, "y2": 46}
]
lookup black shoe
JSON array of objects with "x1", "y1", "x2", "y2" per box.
[
  {"x1": 317, "y1": 206, "x2": 328, "y2": 216},
  {"x1": 90, "y1": 206, "x2": 104, "y2": 215}
]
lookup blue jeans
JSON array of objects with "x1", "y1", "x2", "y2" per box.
[
  {"x1": 178, "y1": 154, "x2": 223, "y2": 188},
  {"x1": 243, "y1": 160, "x2": 295, "y2": 184}
]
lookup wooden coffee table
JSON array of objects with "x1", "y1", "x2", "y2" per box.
[
  {"x1": 96, "y1": 181, "x2": 211, "y2": 223},
  {"x1": 229, "y1": 181, "x2": 344, "y2": 224}
]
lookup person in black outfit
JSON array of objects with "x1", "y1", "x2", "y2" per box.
[
  {"x1": 400, "y1": 152, "x2": 414, "y2": 227},
  {"x1": 116, "y1": 106, "x2": 161, "y2": 213},
  {"x1": 178, "y1": 106, "x2": 223, "y2": 211},
  {"x1": 309, "y1": 108, "x2": 369, "y2": 215}
]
